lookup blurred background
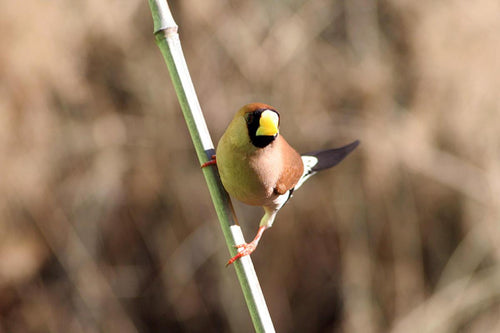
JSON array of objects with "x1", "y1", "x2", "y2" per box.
[{"x1": 1, "y1": 0, "x2": 500, "y2": 332}]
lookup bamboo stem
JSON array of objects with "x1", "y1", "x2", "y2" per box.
[{"x1": 147, "y1": 1, "x2": 275, "y2": 331}]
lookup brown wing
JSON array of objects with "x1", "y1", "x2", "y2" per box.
[{"x1": 274, "y1": 137, "x2": 304, "y2": 195}]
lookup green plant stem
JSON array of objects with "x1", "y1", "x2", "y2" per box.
[{"x1": 147, "y1": 1, "x2": 275, "y2": 332}]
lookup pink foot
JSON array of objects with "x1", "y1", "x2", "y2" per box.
[
  {"x1": 201, "y1": 155, "x2": 216, "y2": 168},
  {"x1": 226, "y1": 242, "x2": 258, "y2": 266},
  {"x1": 225, "y1": 225, "x2": 268, "y2": 266}
]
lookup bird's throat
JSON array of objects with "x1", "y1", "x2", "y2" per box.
[{"x1": 249, "y1": 134, "x2": 277, "y2": 148}]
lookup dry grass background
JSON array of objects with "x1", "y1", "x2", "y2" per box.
[{"x1": 1, "y1": 0, "x2": 500, "y2": 332}]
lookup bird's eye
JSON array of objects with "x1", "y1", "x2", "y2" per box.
[{"x1": 245, "y1": 113, "x2": 254, "y2": 124}]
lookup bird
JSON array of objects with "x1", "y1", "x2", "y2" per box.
[{"x1": 202, "y1": 103, "x2": 359, "y2": 266}]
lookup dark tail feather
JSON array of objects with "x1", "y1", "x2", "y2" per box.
[{"x1": 302, "y1": 140, "x2": 360, "y2": 172}]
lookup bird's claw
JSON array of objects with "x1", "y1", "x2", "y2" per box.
[
  {"x1": 234, "y1": 243, "x2": 250, "y2": 249},
  {"x1": 226, "y1": 242, "x2": 257, "y2": 266},
  {"x1": 201, "y1": 155, "x2": 217, "y2": 168}
]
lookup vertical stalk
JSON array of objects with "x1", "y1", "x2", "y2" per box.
[{"x1": 147, "y1": 1, "x2": 275, "y2": 332}]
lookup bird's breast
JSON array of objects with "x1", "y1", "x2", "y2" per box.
[{"x1": 216, "y1": 139, "x2": 282, "y2": 206}]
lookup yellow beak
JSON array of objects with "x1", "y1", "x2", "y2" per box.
[{"x1": 256, "y1": 110, "x2": 279, "y2": 136}]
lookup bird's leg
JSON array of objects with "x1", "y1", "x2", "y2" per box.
[
  {"x1": 201, "y1": 155, "x2": 216, "y2": 168},
  {"x1": 226, "y1": 225, "x2": 268, "y2": 266}
]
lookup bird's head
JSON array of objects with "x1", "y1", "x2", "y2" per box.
[{"x1": 242, "y1": 103, "x2": 280, "y2": 148}]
